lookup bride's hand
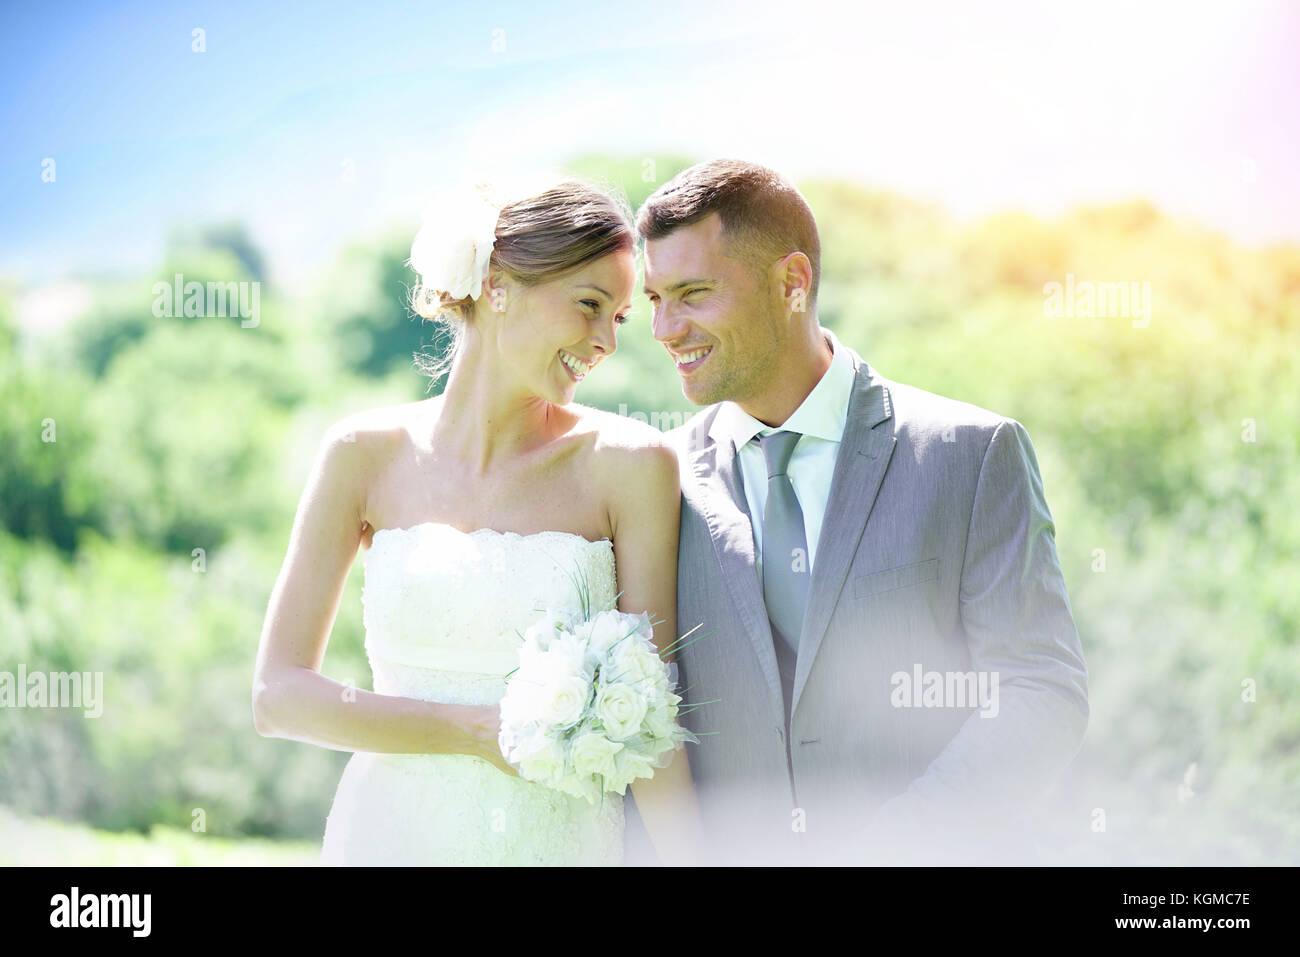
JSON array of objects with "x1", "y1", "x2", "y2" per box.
[{"x1": 456, "y1": 703, "x2": 519, "y2": 777}]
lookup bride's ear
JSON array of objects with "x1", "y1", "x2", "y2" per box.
[{"x1": 483, "y1": 268, "x2": 509, "y2": 315}]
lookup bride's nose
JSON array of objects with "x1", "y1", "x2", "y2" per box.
[{"x1": 589, "y1": 324, "x2": 616, "y2": 357}]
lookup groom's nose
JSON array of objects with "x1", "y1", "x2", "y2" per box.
[{"x1": 651, "y1": 300, "x2": 689, "y2": 344}]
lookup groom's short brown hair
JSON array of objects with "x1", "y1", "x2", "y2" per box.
[{"x1": 636, "y1": 159, "x2": 821, "y2": 308}]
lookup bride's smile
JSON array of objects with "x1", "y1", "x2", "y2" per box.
[
  {"x1": 479, "y1": 248, "x2": 634, "y2": 403},
  {"x1": 558, "y1": 347, "x2": 594, "y2": 381}
]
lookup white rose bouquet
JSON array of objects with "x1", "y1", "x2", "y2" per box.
[{"x1": 497, "y1": 605, "x2": 701, "y2": 804}]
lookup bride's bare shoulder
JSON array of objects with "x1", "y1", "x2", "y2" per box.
[
  {"x1": 567, "y1": 402, "x2": 665, "y2": 450},
  {"x1": 317, "y1": 397, "x2": 439, "y2": 473},
  {"x1": 568, "y1": 403, "x2": 680, "y2": 495}
]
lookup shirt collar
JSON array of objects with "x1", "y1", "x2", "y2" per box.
[{"x1": 709, "y1": 329, "x2": 856, "y2": 453}]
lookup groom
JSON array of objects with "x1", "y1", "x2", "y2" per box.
[{"x1": 629, "y1": 159, "x2": 1089, "y2": 865}]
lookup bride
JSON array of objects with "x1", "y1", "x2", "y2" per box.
[{"x1": 251, "y1": 177, "x2": 701, "y2": 865}]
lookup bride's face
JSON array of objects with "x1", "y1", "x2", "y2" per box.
[{"x1": 490, "y1": 249, "x2": 635, "y2": 404}]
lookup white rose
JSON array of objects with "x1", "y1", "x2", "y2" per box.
[
  {"x1": 521, "y1": 613, "x2": 574, "y2": 653},
  {"x1": 643, "y1": 702, "x2": 679, "y2": 741},
  {"x1": 610, "y1": 641, "x2": 665, "y2": 690},
  {"x1": 586, "y1": 611, "x2": 633, "y2": 660},
  {"x1": 553, "y1": 772, "x2": 601, "y2": 805},
  {"x1": 505, "y1": 646, "x2": 544, "y2": 690},
  {"x1": 518, "y1": 630, "x2": 588, "y2": 688},
  {"x1": 609, "y1": 746, "x2": 659, "y2": 793},
  {"x1": 498, "y1": 683, "x2": 541, "y2": 742},
  {"x1": 512, "y1": 732, "x2": 566, "y2": 784},
  {"x1": 569, "y1": 731, "x2": 624, "y2": 782},
  {"x1": 536, "y1": 674, "x2": 592, "y2": 729},
  {"x1": 409, "y1": 187, "x2": 501, "y2": 301},
  {"x1": 546, "y1": 631, "x2": 590, "y2": 678},
  {"x1": 594, "y1": 682, "x2": 649, "y2": 741}
]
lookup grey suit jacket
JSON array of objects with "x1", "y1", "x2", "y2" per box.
[{"x1": 657, "y1": 332, "x2": 1089, "y2": 865}]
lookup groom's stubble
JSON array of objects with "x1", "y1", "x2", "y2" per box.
[{"x1": 682, "y1": 277, "x2": 788, "y2": 410}]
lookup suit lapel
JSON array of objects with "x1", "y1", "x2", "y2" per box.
[
  {"x1": 791, "y1": 352, "x2": 896, "y2": 717},
  {"x1": 687, "y1": 436, "x2": 785, "y2": 711}
]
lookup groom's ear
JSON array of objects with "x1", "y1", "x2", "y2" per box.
[{"x1": 773, "y1": 251, "x2": 814, "y2": 317}]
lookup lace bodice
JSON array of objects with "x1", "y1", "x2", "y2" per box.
[
  {"x1": 361, "y1": 522, "x2": 618, "y2": 706},
  {"x1": 321, "y1": 522, "x2": 625, "y2": 866}
]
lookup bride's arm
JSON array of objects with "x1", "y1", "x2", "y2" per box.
[
  {"x1": 251, "y1": 422, "x2": 511, "y2": 774},
  {"x1": 606, "y1": 436, "x2": 705, "y2": 866}
]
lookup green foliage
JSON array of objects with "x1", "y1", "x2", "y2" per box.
[
  {"x1": 165, "y1": 222, "x2": 268, "y2": 284},
  {"x1": 0, "y1": 291, "x2": 17, "y2": 358},
  {"x1": 2, "y1": 166, "x2": 1297, "y2": 861},
  {"x1": 65, "y1": 283, "x2": 159, "y2": 380},
  {"x1": 0, "y1": 353, "x2": 98, "y2": 549},
  {"x1": 315, "y1": 231, "x2": 442, "y2": 380},
  {"x1": 0, "y1": 524, "x2": 369, "y2": 840}
]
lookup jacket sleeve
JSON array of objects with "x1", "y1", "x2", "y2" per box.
[{"x1": 858, "y1": 418, "x2": 1089, "y2": 859}]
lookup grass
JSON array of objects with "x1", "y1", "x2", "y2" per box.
[{"x1": 0, "y1": 804, "x2": 320, "y2": 866}]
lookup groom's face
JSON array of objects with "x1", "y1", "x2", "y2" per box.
[{"x1": 643, "y1": 213, "x2": 782, "y2": 407}]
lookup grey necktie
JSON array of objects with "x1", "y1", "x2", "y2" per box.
[{"x1": 758, "y1": 430, "x2": 810, "y2": 656}]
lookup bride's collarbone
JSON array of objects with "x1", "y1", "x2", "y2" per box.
[{"x1": 366, "y1": 425, "x2": 616, "y2": 542}]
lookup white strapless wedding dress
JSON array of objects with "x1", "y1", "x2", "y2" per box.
[{"x1": 320, "y1": 523, "x2": 625, "y2": 865}]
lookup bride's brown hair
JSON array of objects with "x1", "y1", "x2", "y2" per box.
[{"x1": 410, "y1": 177, "x2": 635, "y2": 381}]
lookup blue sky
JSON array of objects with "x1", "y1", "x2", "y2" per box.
[{"x1": 3, "y1": 0, "x2": 1297, "y2": 287}]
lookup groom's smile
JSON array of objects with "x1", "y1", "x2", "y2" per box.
[
  {"x1": 643, "y1": 213, "x2": 785, "y2": 410},
  {"x1": 670, "y1": 344, "x2": 714, "y2": 375}
]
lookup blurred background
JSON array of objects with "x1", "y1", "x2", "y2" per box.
[{"x1": 1, "y1": 0, "x2": 1296, "y2": 864}]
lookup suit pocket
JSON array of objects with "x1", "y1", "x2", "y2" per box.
[{"x1": 850, "y1": 558, "x2": 939, "y2": 600}]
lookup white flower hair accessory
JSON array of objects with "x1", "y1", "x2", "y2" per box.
[{"x1": 409, "y1": 184, "x2": 502, "y2": 302}]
